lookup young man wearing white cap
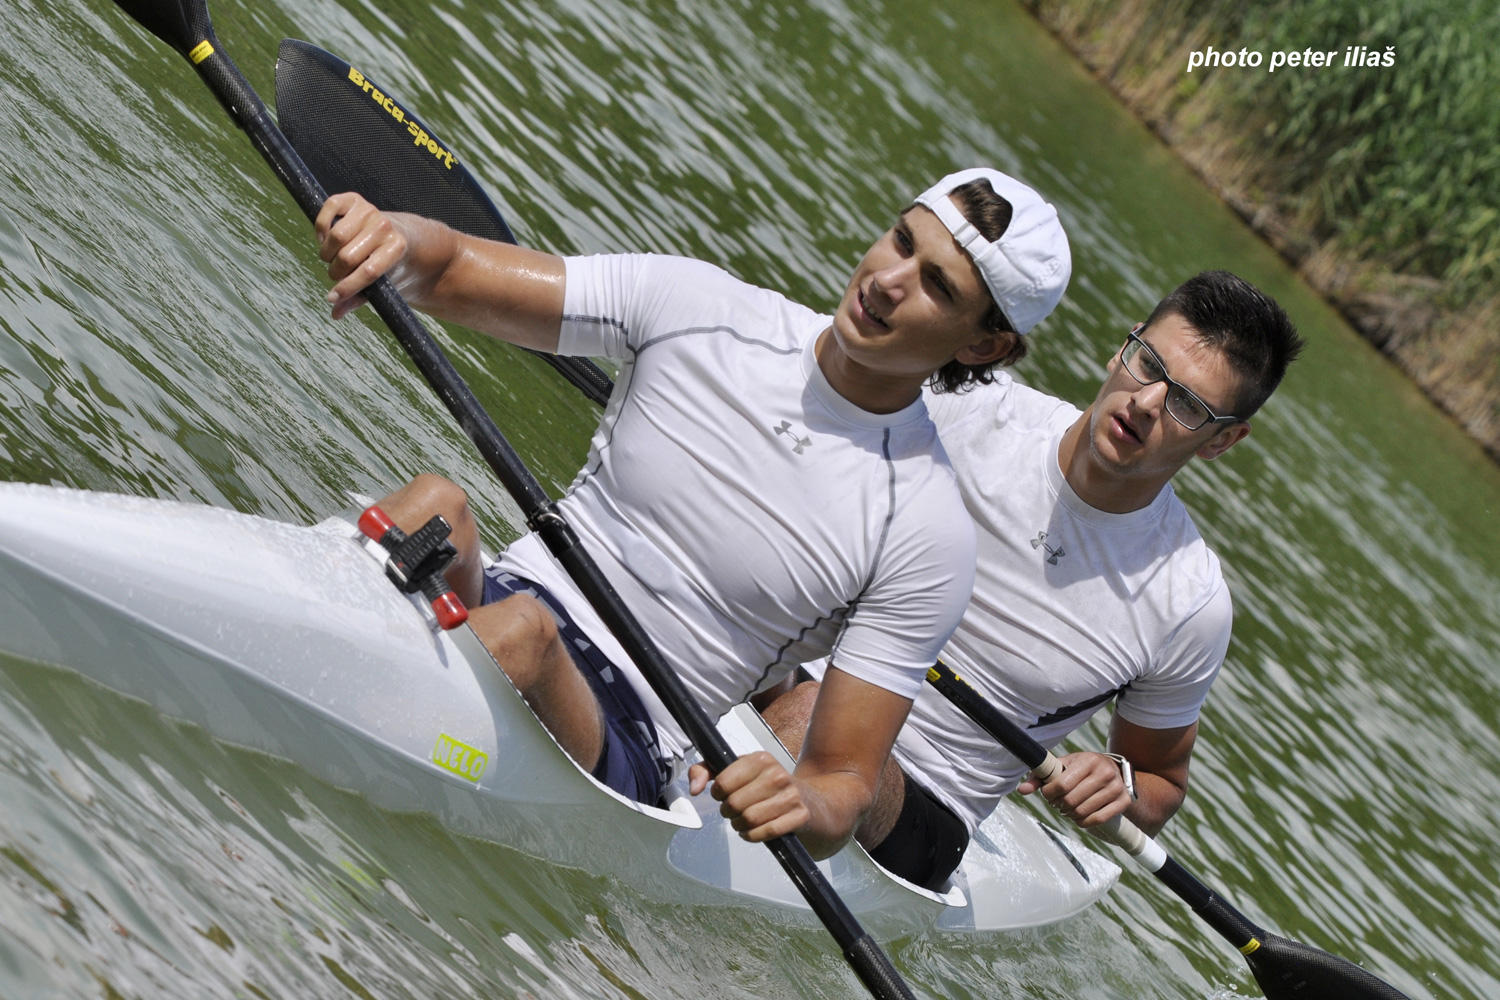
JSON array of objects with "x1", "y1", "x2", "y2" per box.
[
  {"x1": 312, "y1": 168, "x2": 1070, "y2": 857},
  {"x1": 766, "y1": 270, "x2": 1303, "y2": 888}
]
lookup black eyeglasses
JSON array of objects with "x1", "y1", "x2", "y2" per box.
[{"x1": 1119, "y1": 328, "x2": 1241, "y2": 431}]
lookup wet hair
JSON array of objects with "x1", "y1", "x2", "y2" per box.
[
  {"x1": 1142, "y1": 271, "x2": 1304, "y2": 418},
  {"x1": 925, "y1": 179, "x2": 1029, "y2": 394}
]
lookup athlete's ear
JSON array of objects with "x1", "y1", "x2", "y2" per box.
[
  {"x1": 1197, "y1": 420, "x2": 1250, "y2": 460},
  {"x1": 955, "y1": 329, "x2": 1020, "y2": 367}
]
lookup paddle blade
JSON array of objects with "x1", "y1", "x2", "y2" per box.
[
  {"x1": 274, "y1": 40, "x2": 515, "y2": 244},
  {"x1": 1246, "y1": 933, "x2": 1412, "y2": 999},
  {"x1": 273, "y1": 39, "x2": 617, "y2": 407},
  {"x1": 113, "y1": 0, "x2": 214, "y2": 58}
]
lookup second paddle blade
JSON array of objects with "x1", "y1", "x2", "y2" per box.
[
  {"x1": 1247, "y1": 933, "x2": 1412, "y2": 999},
  {"x1": 113, "y1": 0, "x2": 211, "y2": 57},
  {"x1": 274, "y1": 39, "x2": 517, "y2": 245}
]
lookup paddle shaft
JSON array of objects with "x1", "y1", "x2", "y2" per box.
[
  {"x1": 924, "y1": 662, "x2": 1268, "y2": 950},
  {"x1": 121, "y1": 11, "x2": 914, "y2": 999}
]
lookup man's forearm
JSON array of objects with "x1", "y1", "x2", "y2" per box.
[
  {"x1": 1108, "y1": 717, "x2": 1197, "y2": 837},
  {"x1": 792, "y1": 769, "x2": 876, "y2": 859},
  {"x1": 380, "y1": 212, "x2": 565, "y2": 350},
  {"x1": 1123, "y1": 769, "x2": 1186, "y2": 837},
  {"x1": 387, "y1": 212, "x2": 463, "y2": 313}
]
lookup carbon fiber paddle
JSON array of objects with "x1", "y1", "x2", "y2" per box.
[
  {"x1": 270, "y1": 39, "x2": 615, "y2": 407},
  {"x1": 927, "y1": 661, "x2": 1415, "y2": 1000},
  {"x1": 104, "y1": 4, "x2": 915, "y2": 998}
]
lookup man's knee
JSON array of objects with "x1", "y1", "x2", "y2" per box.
[
  {"x1": 379, "y1": 473, "x2": 483, "y2": 606},
  {"x1": 470, "y1": 594, "x2": 608, "y2": 771},
  {"x1": 400, "y1": 473, "x2": 472, "y2": 527},
  {"x1": 474, "y1": 594, "x2": 564, "y2": 692},
  {"x1": 760, "y1": 679, "x2": 821, "y2": 758}
]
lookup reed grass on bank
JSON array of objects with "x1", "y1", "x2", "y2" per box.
[{"x1": 1022, "y1": 0, "x2": 1500, "y2": 458}]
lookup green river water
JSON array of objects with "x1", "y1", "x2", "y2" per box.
[{"x1": 1, "y1": 0, "x2": 1497, "y2": 997}]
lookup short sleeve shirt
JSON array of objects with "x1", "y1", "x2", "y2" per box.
[
  {"x1": 873, "y1": 373, "x2": 1231, "y2": 833},
  {"x1": 496, "y1": 254, "x2": 976, "y2": 759}
]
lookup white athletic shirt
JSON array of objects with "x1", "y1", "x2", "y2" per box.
[
  {"x1": 810, "y1": 372, "x2": 1231, "y2": 834},
  {"x1": 495, "y1": 253, "x2": 976, "y2": 761}
]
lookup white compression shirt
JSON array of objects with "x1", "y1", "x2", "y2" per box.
[
  {"x1": 810, "y1": 372, "x2": 1231, "y2": 834},
  {"x1": 495, "y1": 253, "x2": 976, "y2": 760}
]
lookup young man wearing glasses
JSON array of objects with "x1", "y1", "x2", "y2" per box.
[{"x1": 766, "y1": 270, "x2": 1303, "y2": 890}]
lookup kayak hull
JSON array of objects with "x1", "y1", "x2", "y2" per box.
[{"x1": 0, "y1": 483, "x2": 1117, "y2": 935}]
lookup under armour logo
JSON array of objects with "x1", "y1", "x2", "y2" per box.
[
  {"x1": 1031, "y1": 530, "x2": 1065, "y2": 564},
  {"x1": 774, "y1": 420, "x2": 812, "y2": 455}
]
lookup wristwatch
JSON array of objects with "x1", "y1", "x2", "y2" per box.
[{"x1": 1103, "y1": 752, "x2": 1139, "y2": 801}]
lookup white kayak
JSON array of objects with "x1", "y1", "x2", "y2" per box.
[{"x1": 0, "y1": 482, "x2": 1117, "y2": 936}]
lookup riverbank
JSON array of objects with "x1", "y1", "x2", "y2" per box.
[{"x1": 1020, "y1": 0, "x2": 1500, "y2": 461}]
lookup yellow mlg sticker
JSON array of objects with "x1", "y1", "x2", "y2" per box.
[
  {"x1": 188, "y1": 41, "x2": 215, "y2": 64},
  {"x1": 432, "y1": 733, "x2": 488, "y2": 782}
]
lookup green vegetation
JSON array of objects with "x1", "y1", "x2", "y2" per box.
[
  {"x1": 1023, "y1": 0, "x2": 1500, "y2": 455},
  {"x1": 1241, "y1": 2, "x2": 1496, "y2": 304}
]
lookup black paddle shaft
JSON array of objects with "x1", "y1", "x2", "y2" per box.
[{"x1": 110, "y1": 4, "x2": 916, "y2": 998}]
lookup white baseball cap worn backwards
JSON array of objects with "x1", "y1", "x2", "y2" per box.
[{"x1": 914, "y1": 167, "x2": 1071, "y2": 335}]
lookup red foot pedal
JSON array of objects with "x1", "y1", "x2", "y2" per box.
[
  {"x1": 358, "y1": 505, "x2": 399, "y2": 544},
  {"x1": 428, "y1": 590, "x2": 469, "y2": 629},
  {"x1": 358, "y1": 504, "x2": 469, "y2": 630}
]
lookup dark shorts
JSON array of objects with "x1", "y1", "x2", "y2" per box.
[
  {"x1": 867, "y1": 772, "x2": 970, "y2": 892},
  {"x1": 482, "y1": 567, "x2": 670, "y2": 805}
]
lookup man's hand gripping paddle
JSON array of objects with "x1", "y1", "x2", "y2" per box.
[{"x1": 927, "y1": 661, "x2": 1415, "y2": 1000}]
